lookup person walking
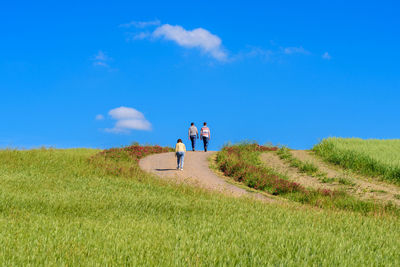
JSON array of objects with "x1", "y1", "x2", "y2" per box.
[
  {"x1": 200, "y1": 122, "x2": 211, "y2": 152},
  {"x1": 175, "y1": 139, "x2": 186, "y2": 170},
  {"x1": 188, "y1": 122, "x2": 199, "y2": 151}
]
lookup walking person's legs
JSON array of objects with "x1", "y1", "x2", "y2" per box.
[
  {"x1": 202, "y1": 137, "x2": 209, "y2": 152},
  {"x1": 180, "y1": 152, "x2": 185, "y2": 169},
  {"x1": 176, "y1": 152, "x2": 185, "y2": 170},
  {"x1": 177, "y1": 152, "x2": 184, "y2": 170},
  {"x1": 190, "y1": 136, "x2": 196, "y2": 151},
  {"x1": 176, "y1": 152, "x2": 181, "y2": 169}
]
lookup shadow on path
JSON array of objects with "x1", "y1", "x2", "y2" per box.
[{"x1": 139, "y1": 151, "x2": 272, "y2": 202}]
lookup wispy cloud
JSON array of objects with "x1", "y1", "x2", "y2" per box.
[
  {"x1": 92, "y1": 51, "x2": 111, "y2": 67},
  {"x1": 94, "y1": 51, "x2": 109, "y2": 61},
  {"x1": 282, "y1": 46, "x2": 310, "y2": 55},
  {"x1": 122, "y1": 20, "x2": 328, "y2": 63},
  {"x1": 119, "y1": 20, "x2": 160, "y2": 28},
  {"x1": 244, "y1": 47, "x2": 274, "y2": 59},
  {"x1": 322, "y1": 52, "x2": 331, "y2": 60},
  {"x1": 93, "y1": 61, "x2": 109, "y2": 67},
  {"x1": 232, "y1": 44, "x2": 313, "y2": 62},
  {"x1": 105, "y1": 106, "x2": 151, "y2": 133},
  {"x1": 229, "y1": 47, "x2": 274, "y2": 62},
  {"x1": 132, "y1": 32, "x2": 151, "y2": 40},
  {"x1": 95, "y1": 114, "x2": 104, "y2": 120}
]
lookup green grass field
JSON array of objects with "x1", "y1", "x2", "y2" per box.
[
  {"x1": 313, "y1": 138, "x2": 400, "y2": 183},
  {"x1": 1, "y1": 148, "x2": 400, "y2": 265}
]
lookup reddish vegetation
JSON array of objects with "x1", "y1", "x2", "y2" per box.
[
  {"x1": 217, "y1": 144, "x2": 339, "y2": 197},
  {"x1": 217, "y1": 144, "x2": 304, "y2": 195},
  {"x1": 91, "y1": 143, "x2": 338, "y2": 197},
  {"x1": 98, "y1": 145, "x2": 173, "y2": 162},
  {"x1": 223, "y1": 145, "x2": 278, "y2": 154},
  {"x1": 89, "y1": 145, "x2": 173, "y2": 176}
]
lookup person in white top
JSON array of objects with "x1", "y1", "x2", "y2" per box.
[{"x1": 200, "y1": 122, "x2": 211, "y2": 152}]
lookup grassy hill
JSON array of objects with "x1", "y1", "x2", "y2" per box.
[
  {"x1": 313, "y1": 138, "x2": 400, "y2": 183},
  {"x1": 1, "y1": 147, "x2": 400, "y2": 265},
  {"x1": 216, "y1": 143, "x2": 400, "y2": 214}
]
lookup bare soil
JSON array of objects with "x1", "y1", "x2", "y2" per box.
[
  {"x1": 260, "y1": 152, "x2": 337, "y2": 191},
  {"x1": 261, "y1": 149, "x2": 400, "y2": 205},
  {"x1": 291, "y1": 150, "x2": 400, "y2": 205}
]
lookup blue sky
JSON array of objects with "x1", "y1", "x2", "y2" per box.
[{"x1": 1, "y1": 0, "x2": 399, "y2": 150}]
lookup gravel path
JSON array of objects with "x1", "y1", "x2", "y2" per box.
[{"x1": 139, "y1": 151, "x2": 269, "y2": 200}]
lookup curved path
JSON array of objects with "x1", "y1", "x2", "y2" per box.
[{"x1": 140, "y1": 151, "x2": 268, "y2": 200}]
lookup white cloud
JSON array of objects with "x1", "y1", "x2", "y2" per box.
[
  {"x1": 283, "y1": 46, "x2": 310, "y2": 55},
  {"x1": 105, "y1": 106, "x2": 151, "y2": 133},
  {"x1": 152, "y1": 24, "x2": 227, "y2": 61},
  {"x1": 322, "y1": 52, "x2": 331, "y2": 60},
  {"x1": 120, "y1": 20, "x2": 160, "y2": 28},
  {"x1": 108, "y1": 106, "x2": 145, "y2": 120},
  {"x1": 124, "y1": 20, "x2": 313, "y2": 62},
  {"x1": 95, "y1": 114, "x2": 104, "y2": 120}
]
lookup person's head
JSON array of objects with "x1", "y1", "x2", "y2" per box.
[
  {"x1": 203, "y1": 122, "x2": 207, "y2": 126},
  {"x1": 191, "y1": 122, "x2": 194, "y2": 126},
  {"x1": 177, "y1": 139, "x2": 182, "y2": 143}
]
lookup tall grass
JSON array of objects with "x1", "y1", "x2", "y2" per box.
[
  {"x1": 1, "y1": 146, "x2": 400, "y2": 265},
  {"x1": 216, "y1": 143, "x2": 399, "y2": 216},
  {"x1": 216, "y1": 144, "x2": 302, "y2": 195},
  {"x1": 313, "y1": 138, "x2": 400, "y2": 183},
  {"x1": 277, "y1": 147, "x2": 320, "y2": 176}
]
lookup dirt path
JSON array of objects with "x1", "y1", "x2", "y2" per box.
[
  {"x1": 291, "y1": 150, "x2": 400, "y2": 205},
  {"x1": 260, "y1": 152, "x2": 337, "y2": 191},
  {"x1": 261, "y1": 150, "x2": 400, "y2": 205},
  {"x1": 139, "y1": 151, "x2": 270, "y2": 201}
]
